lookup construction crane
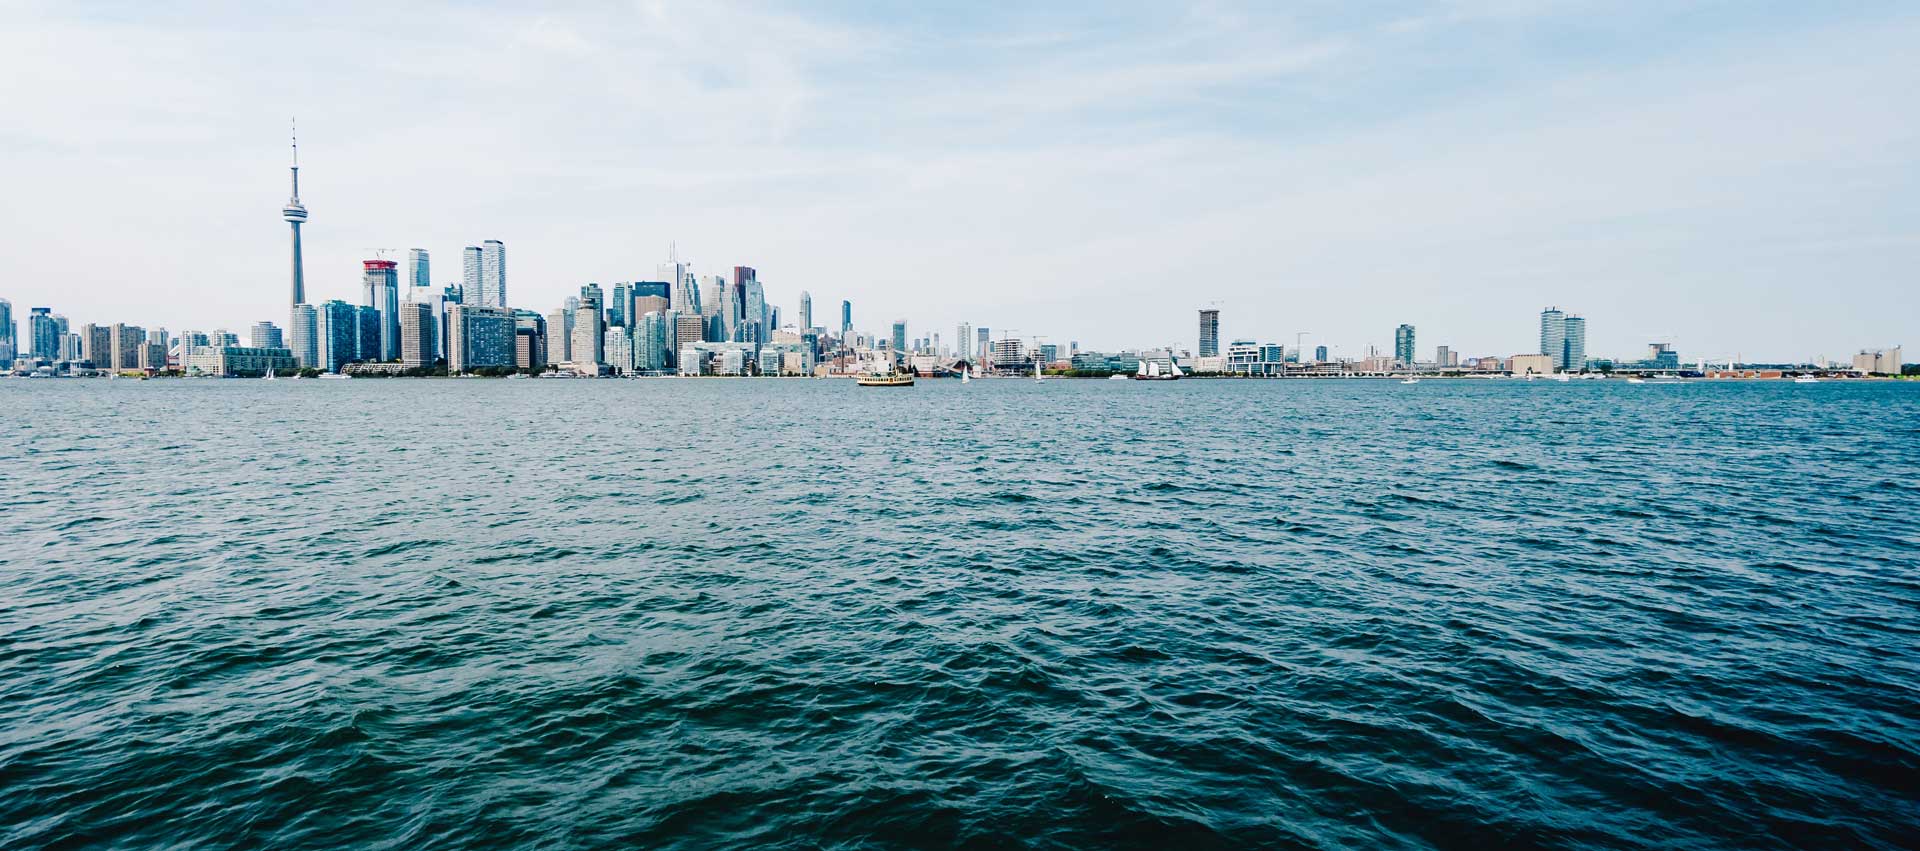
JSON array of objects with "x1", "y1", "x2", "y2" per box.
[{"x1": 363, "y1": 248, "x2": 401, "y2": 262}]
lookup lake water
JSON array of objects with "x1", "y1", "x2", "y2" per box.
[{"x1": 3, "y1": 378, "x2": 1916, "y2": 849}]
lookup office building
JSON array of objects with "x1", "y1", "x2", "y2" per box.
[
  {"x1": 604, "y1": 328, "x2": 634, "y2": 375},
  {"x1": 447, "y1": 305, "x2": 516, "y2": 373},
  {"x1": 0, "y1": 299, "x2": 13, "y2": 364},
  {"x1": 674, "y1": 314, "x2": 705, "y2": 364},
  {"x1": 108, "y1": 323, "x2": 144, "y2": 370},
  {"x1": 840, "y1": 300, "x2": 852, "y2": 337},
  {"x1": 891, "y1": 320, "x2": 907, "y2": 356},
  {"x1": 1540, "y1": 307, "x2": 1567, "y2": 372},
  {"x1": 546, "y1": 308, "x2": 573, "y2": 365},
  {"x1": 1199, "y1": 309, "x2": 1220, "y2": 358},
  {"x1": 316, "y1": 301, "x2": 357, "y2": 372},
  {"x1": 362, "y1": 259, "x2": 400, "y2": 361},
  {"x1": 702, "y1": 276, "x2": 727, "y2": 319},
  {"x1": 976, "y1": 327, "x2": 991, "y2": 359},
  {"x1": 355, "y1": 306, "x2": 382, "y2": 364},
  {"x1": 630, "y1": 282, "x2": 669, "y2": 323},
  {"x1": 1394, "y1": 324, "x2": 1416, "y2": 367},
  {"x1": 399, "y1": 302, "x2": 434, "y2": 368},
  {"x1": 661, "y1": 262, "x2": 698, "y2": 314},
  {"x1": 609, "y1": 283, "x2": 630, "y2": 328},
  {"x1": 289, "y1": 304, "x2": 318, "y2": 368},
  {"x1": 251, "y1": 322, "x2": 284, "y2": 350},
  {"x1": 798, "y1": 291, "x2": 812, "y2": 331},
  {"x1": 1315, "y1": 345, "x2": 1329, "y2": 362}
]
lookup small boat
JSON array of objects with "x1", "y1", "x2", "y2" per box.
[
  {"x1": 1401, "y1": 378, "x2": 1419, "y2": 385},
  {"x1": 319, "y1": 373, "x2": 351, "y2": 380},
  {"x1": 264, "y1": 367, "x2": 277, "y2": 381},
  {"x1": 1108, "y1": 374, "x2": 1129, "y2": 380},
  {"x1": 960, "y1": 369, "x2": 971, "y2": 384},
  {"x1": 1554, "y1": 373, "x2": 1571, "y2": 382},
  {"x1": 1626, "y1": 377, "x2": 1645, "y2": 384},
  {"x1": 1793, "y1": 374, "x2": 1818, "y2": 384}
]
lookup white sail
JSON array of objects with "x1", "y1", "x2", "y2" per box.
[
  {"x1": 1168, "y1": 359, "x2": 1184, "y2": 378},
  {"x1": 1137, "y1": 360, "x2": 1148, "y2": 376}
]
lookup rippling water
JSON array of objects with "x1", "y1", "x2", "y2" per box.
[{"x1": 3, "y1": 378, "x2": 1917, "y2": 850}]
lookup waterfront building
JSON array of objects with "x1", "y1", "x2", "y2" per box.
[
  {"x1": 108, "y1": 323, "x2": 144, "y2": 370},
  {"x1": 362, "y1": 259, "x2": 400, "y2": 361},
  {"x1": 1563, "y1": 314, "x2": 1587, "y2": 372},
  {"x1": 1394, "y1": 324, "x2": 1416, "y2": 367},
  {"x1": 1853, "y1": 347, "x2": 1904, "y2": 375},
  {"x1": 479, "y1": 240, "x2": 507, "y2": 307},
  {"x1": 573, "y1": 284, "x2": 604, "y2": 367},
  {"x1": 1199, "y1": 309, "x2": 1220, "y2": 358},
  {"x1": 251, "y1": 322, "x2": 284, "y2": 350},
  {"x1": 604, "y1": 327, "x2": 634, "y2": 375},
  {"x1": 515, "y1": 327, "x2": 543, "y2": 371},
  {"x1": 0, "y1": 298, "x2": 13, "y2": 364},
  {"x1": 316, "y1": 300, "x2": 357, "y2": 372},
  {"x1": 289, "y1": 304, "x2": 318, "y2": 368},
  {"x1": 355, "y1": 306, "x2": 382, "y2": 364},
  {"x1": 58, "y1": 333, "x2": 80, "y2": 363},
  {"x1": 1540, "y1": 307, "x2": 1567, "y2": 372},
  {"x1": 1647, "y1": 343, "x2": 1680, "y2": 371},
  {"x1": 546, "y1": 308, "x2": 573, "y2": 365},
  {"x1": 990, "y1": 338, "x2": 1026, "y2": 369},
  {"x1": 1511, "y1": 353, "x2": 1554, "y2": 375},
  {"x1": 399, "y1": 302, "x2": 434, "y2": 368},
  {"x1": 407, "y1": 249, "x2": 430, "y2": 295},
  {"x1": 635, "y1": 310, "x2": 670, "y2": 371},
  {"x1": 447, "y1": 305, "x2": 516, "y2": 373},
  {"x1": 29, "y1": 308, "x2": 59, "y2": 360},
  {"x1": 184, "y1": 346, "x2": 296, "y2": 377}
]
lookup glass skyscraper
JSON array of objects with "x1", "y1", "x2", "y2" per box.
[
  {"x1": 1539, "y1": 307, "x2": 1586, "y2": 372},
  {"x1": 1199, "y1": 309, "x2": 1220, "y2": 358},
  {"x1": 1394, "y1": 324, "x2": 1416, "y2": 366}
]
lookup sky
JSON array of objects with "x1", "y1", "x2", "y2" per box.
[{"x1": 1, "y1": 0, "x2": 1915, "y2": 362}]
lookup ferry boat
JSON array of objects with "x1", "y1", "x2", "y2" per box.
[
  {"x1": 857, "y1": 372, "x2": 914, "y2": 387},
  {"x1": 1793, "y1": 374, "x2": 1819, "y2": 384}
]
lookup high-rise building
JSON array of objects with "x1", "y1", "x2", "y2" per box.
[
  {"x1": 447, "y1": 305, "x2": 516, "y2": 373},
  {"x1": 435, "y1": 284, "x2": 462, "y2": 360},
  {"x1": 661, "y1": 262, "x2": 698, "y2": 314},
  {"x1": 462, "y1": 246, "x2": 483, "y2": 304},
  {"x1": 609, "y1": 283, "x2": 630, "y2": 328},
  {"x1": 976, "y1": 327, "x2": 991, "y2": 359},
  {"x1": 0, "y1": 299, "x2": 13, "y2": 364},
  {"x1": 635, "y1": 310, "x2": 669, "y2": 371},
  {"x1": 78, "y1": 323, "x2": 109, "y2": 369},
  {"x1": 573, "y1": 284, "x2": 604, "y2": 366},
  {"x1": 674, "y1": 313, "x2": 705, "y2": 362},
  {"x1": 605, "y1": 328, "x2": 634, "y2": 375},
  {"x1": 362, "y1": 259, "x2": 400, "y2": 361},
  {"x1": 1199, "y1": 309, "x2": 1220, "y2": 358},
  {"x1": 956, "y1": 323, "x2": 972, "y2": 361},
  {"x1": 1394, "y1": 324, "x2": 1416, "y2": 366},
  {"x1": 283, "y1": 125, "x2": 308, "y2": 311},
  {"x1": 798, "y1": 291, "x2": 812, "y2": 331},
  {"x1": 479, "y1": 240, "x2": 507, "y2": 308},
  {"x1": 289, "y1": 304, "x2": 318, "y2": 368},
  {"x1": 317, "y1": 300, "x2": 358, "y2": 372},
  {"x1": 840, "y1": 300, "x2": 852, "y2": 337},
  {"x1": 399, "y1": 302, "x2": 434, "y2": 368},
  {"x1": 1563, "y1": 315, "x2": 1587, "y2": 372},
  {"x1": 407, "y1": 248, "x2": 431, "y2": 295},
  {"x1": 1435, "y1": 345, "x2": 1455, "y2": 368},
  {"x1": 702, "y1": 276, "x2": 727, "y2": 318},
  {"x1": 546, "y1": 308, "x2": 573, "y2": 365},
  {"x1": 355, "y1": 306, "x2": 382, "y2": 364},
  {"x1": 891, "y1": 320, "x2": 907, "y2": 356},
  {"x1": 743, "y1": 278, "x2": 766, "y2": 347},
  {"x1": 251, "y1": 322, "x2": 284, "y2": 350},
  {"x1": 1540, "y1": 307, "x2": 1567, "y2": 372},
  {"x1": 110, "y1": 323, "x2": 144, "y2": 370},
  {"x1": 1315, "y1": 345, "x2": 1329, "y2": 362},
  {"x1": 29, "y1": 308, "x2": 59, "y2": 360}
]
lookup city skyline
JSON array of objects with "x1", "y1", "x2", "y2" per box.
[{"x1": 2, "y1": 4, "x2": 1917, "y2": 360}]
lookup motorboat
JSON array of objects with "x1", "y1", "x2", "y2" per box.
[
  {"x1": 1400, "y1": 378, "x2": 1419, "y2": 385},
  {"x1": 1625, "y1": 377, "x2": 1645, "y2": 384},
  {"x1": 1793, "y1": 374, "x2": 1818, "y2": 384}
]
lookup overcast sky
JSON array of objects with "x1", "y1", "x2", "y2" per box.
[{"x1": 2, "y1": 1, "x2": 1915, "y2": 361}]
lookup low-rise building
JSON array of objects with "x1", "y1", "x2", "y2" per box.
[{"x1": 183, "y1": 346, "x2": 297, "y2": 377}]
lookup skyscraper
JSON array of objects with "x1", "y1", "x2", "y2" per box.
[
  {"x1": 289, "y1": 304, "x2": 318, "y2": 368},
  {"x1": 840, "y1": 300, "x2": 852, "y2": 337},
  {"x1": 1315, "y1": 345, "x2": 1329, "y2": 362},
  {"x1": 609, "y1": 283, "x2": 630, "y2": 328},
  {"x1": 407, "y1": 249, "x2": 431, "y2": 295},
  {"x1": 977, "y1": 327, "x2": 990, "y2": 359},
  {"x1": 355, "y1": 306, "x2": 382, "y2": 364},
  {"x1": 1394, "y1": 324, "x2": 1416, "y2": 366},
  {"x1": 283, "y1": 124, "x2": 308, "y2": 310},
  {"x1": 1563, "y1": 315, "x2": 1587, "y2": 372},
  {"x1": 463, "y1": 246, "x2": 483, "y2": 303},
  {"x1": 0, "y1": 299, "x2": 14, "y2": 364},
  {"x1": 702, "y1": 276, "x2": 727, "y2": 318},
  {"x1": 573, "y1": 284, "x2": 604, "y2": 366},
  {"x1": 891, "y1": 320, "x2": 907, "y2": 356},
  {"x1": 957, "y1": 323, "x2": 971, "y2": 361},
  {"x1": 1199, "y1": 309, "x2": 1220, "y2": 358},
  {"x1": 318, "y1": 300, "x2": 358, "y2": 372},
  {"x1": 480, "y1": 240, "x2": 507, "y2": 307},
  {"x1": 799, "y1": 291, "x2": 812, "y2": 331},
  {"x1": 362, "y1": 259, "x2": 400, "y2": 361},
  {"x1": 546, "y1": 307, "x2": 573, "y2": 366},
  {"x1": 661, "y1": 262, "x2": 698, "y2": 314},
  {"x1": 1540, "y1": 307, "x2": 1567, "y2": 372},
  {"x1": 29, "y1": 308, "x2": 59, "y2": 360}
]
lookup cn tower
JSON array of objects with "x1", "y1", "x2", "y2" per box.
[{"x1": 283, "y1": 121, "x2": 308, "y2": 306}]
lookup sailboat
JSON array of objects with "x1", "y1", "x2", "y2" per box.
[
  {"x1": 961, "y1": 367, "x2": 971, "y2": 384},
  {"x1": 1033, "y1": 357, "x2": 1045, "y2": 382},
  {"x1": 264, "y1": 367, "x2": 277, "y2": 381},
  {"x1": 1131, "y1": 358, "x2": 1179, "y2": 381}
]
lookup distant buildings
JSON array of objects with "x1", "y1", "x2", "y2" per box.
[
  {"x1": 447, "y1": 305, "x2": 516, "y2": 373},
  {"x1": 399, "y1": 302, "x2": 434, "y2": 368},
  {"x1": 184, "y1": 346, "x2": 295, "y2": 377},
  {"x1": 891, "y1": 320, "x2": 907, "y2": 356},
  {"x1": 290, "y1": 304, "x2": 318, "y2": 368},
  {"x1": 1539, "y1": 307, "x2": 1587, "y2": 372},
  {"x1": 1394, "y1": 324, "x2": 1415, "y2": 367},
  {"x1": 1199, "y1": 309, "x2": 1220, "y2": 358},
  {"x1": 317, "y1": 300, "x2": 357, "y2": 372},
  {"x1": 1853, "y1": 347, "x2": 1904, "y2": 375},
  {"x1": 362, "y1": 260, "x2": 400, "y2": 361},
  {"x1": 1510, "y1": 353, "x2": 1554, "y2": 375},
  {"x1": 251, "y1": 321, "x2": 284, "y2": 350}
]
